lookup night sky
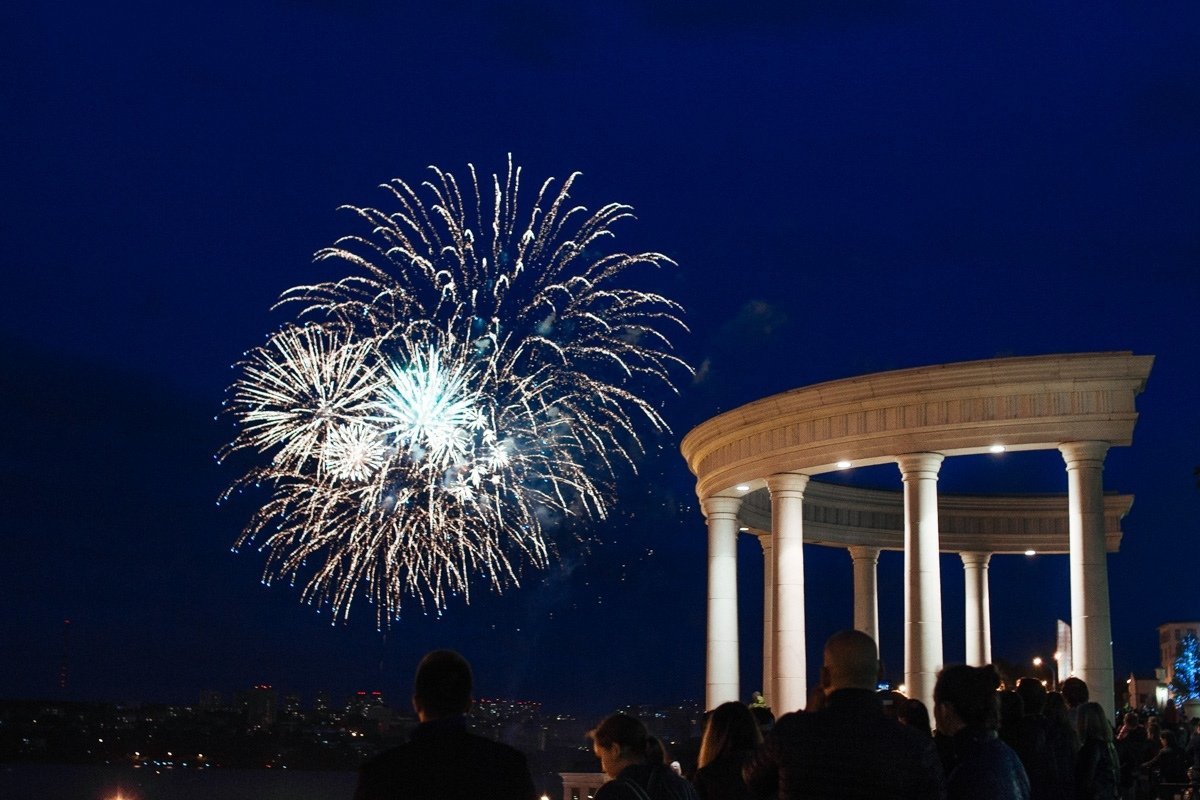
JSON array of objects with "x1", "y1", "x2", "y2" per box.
[{"x1": 3, "y1": 1, "x2": 1198, "y2": 716}]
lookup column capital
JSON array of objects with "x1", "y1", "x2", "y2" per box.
[
  {"x1": 960, "y1": 551, "x2": 992, "y2": 568},
  {"x1": 1059, "y1": 441, "x2": 1111, "y2": 466},
  {"x1": 756, "y1": 532, "x2": 773, "y2": 553},
  {"x1": 896, "y1": 452, "x2": 945, "y2": 478},
  {"x1": 847, "y1": 545, "x2": 880, "y2": 564},
  {"x1": 701, "y1": 494, "x2": 742, "y2": 520},
  {"x1": 766, "y1": 472, "x2": 809, "y2": 498}
]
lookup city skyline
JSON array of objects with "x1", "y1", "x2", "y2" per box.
[{"x1": 3, "y1": 1, "x2": 1197, "y2": 714}]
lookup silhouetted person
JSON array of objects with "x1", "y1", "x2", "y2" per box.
[
  {"x1": 694, "y1": 701, "x2": 761, "y2": 800},
  {"x1": 1008, "y1": 677, "x2": 1059, "y2": 800},
  {"x1": 591, "y1": 712, "x2": 698, "y2": 800},
  {"x1": 1061, "y1": 677, "x2": 1090, "y2": 728},
  {"x1": 1115, "y1": 712, "x2": 1150, "y2": 799},
  {"x1": 743, "y1": 629, "x2": 945, "y2": 800},
  {"x1": 934, "y1": 664, "x2": 1030, "y2": 800},
  {"x1": 1187, "y1": 720, "x2": 1200, "y2": 771},
  {"x1": 353, "y1": 649, "x2": 536, "y2": 800},
  {"x1": 1044, "y1": 692, "x2": 1081, "y2": 798},
  {"x1": 1075, "y1": 702, "x2": 1119, "y2": 800},
  {"x1": 1143, "y1": 732, "x2": 1188, "y2": 794},
  {"x1": 749, "y1": 705, "x2": 775, "y2": 735},
  {"x1": 898, "y1": 697, "x2": 933, "y2": 738}
]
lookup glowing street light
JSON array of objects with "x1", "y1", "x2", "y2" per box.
[{"x1": 1032, "y1": 655, "x2": 1058, "y2": 690}]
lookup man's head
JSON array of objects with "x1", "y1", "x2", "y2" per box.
[
  {"x1": 933, "y1": 664, "x2": 1001, "y2": 735},
  {"x1": 1015, "y1": 677, "x2": 1047, "y2": 715},
  {"x1": 821, "y1": 629, "x2": 879, "y2": 693},
  {"x1": 412, "y1": 649, "x2": 473, "y2": 721},
  {"x1": 1060, "y1": 676, "x2": 1089, "y2": 709}
]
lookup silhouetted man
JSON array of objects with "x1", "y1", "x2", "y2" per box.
[
  {"x1": 1060, "y1": 676, "x2": 1089, "y2": 728},
  {"x1": 1009, "y1": 677, "x2": 1061, "y2": 800},
  {"x1": 743, "y1": 629, "x2": 946, "y2": 800},
  {"x1": 353, "y1": 649, "x2": 537, "y2": 800}
]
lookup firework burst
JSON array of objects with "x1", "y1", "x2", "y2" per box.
[{"x1": 223, "y1": 156, "x2": 689, "y2": 623}]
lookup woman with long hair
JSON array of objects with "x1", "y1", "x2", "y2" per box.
[
  {"x1": 1075, "y1": 702, "x2": 1120, "y2": 800},
  {"x1": 693, "y1": 702, "x2": 762, "y2": 800}
]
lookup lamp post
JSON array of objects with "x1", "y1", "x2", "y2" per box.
[{"x1": 1033, "y1": 655, "x2": 1059, "y2": 691}]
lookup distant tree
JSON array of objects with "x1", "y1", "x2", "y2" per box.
[{"x1": 1172, "y1": 633, "x2": 1200, "y2": 706}]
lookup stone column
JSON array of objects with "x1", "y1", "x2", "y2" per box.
[
  {"x1": 848, "y1": 546, "x2": 880, "y2": 645},
  {"x1": 1060, "y1": 441, "x2": 1114, "y2": 718},
  {"x1": 767, "y1": 472, "x2": 809, "y2": 714},
  {"x1": 961, "y1": 552, "x2": 992, "y2": 666},
  {"x1": 702, "y1": 494, "x2": 742, "y2": 710},
  {"x1": 897, "y1": 452, "x2": 944, "y2": 712},
  {"x1": 758, "y1": 533, "x2": 775, "y2": 710}
]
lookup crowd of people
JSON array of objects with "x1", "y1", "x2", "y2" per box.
[{"x1": 352, "y1": 644, "x2": 1200, "y2": 800}]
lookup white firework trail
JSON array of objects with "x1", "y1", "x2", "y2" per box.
[{"x1": 222, "y1": 156, "x2": 689, "y2": 624}]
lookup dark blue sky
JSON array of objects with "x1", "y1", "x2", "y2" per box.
[{"x1": 2, "y1": 1, "x2": 1197, "y2": 714}]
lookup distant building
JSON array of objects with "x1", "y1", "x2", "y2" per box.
[
  {"x1": 617, "y1": 701, "x2": 704, "y2": 750},
  {"x1": 472, "y1": 698, "x2": 544, "y2": 750},
  {"x1": 1159, "y1": 621, "x2": 1200, "y2": 687},
  {"x1": 198, "y1": 690, "x2": 224, "y2": 711},
  {"x1": 239, "y1": 684, "x2": 277, "y2": 729},
  {"x1": 346, "y1": 690, "x2": 385, "y2": 718},
  {"x1": 1125, "y1": 673, "x2": 1165, "y2": 712}
]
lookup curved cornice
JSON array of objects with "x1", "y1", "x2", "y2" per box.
[
  {"x1": 736, "y1": 482, "x2": 1132, "y2": 554},
  {"x1": 681, "y1": 352, "x2": 1152, "y2": 500}
]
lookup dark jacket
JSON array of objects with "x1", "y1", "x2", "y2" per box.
[
  {"x1": 693, "y1": 749, "x2": 755, "y2": 800},
  {"x1": 1075, "y1": 738, "x2": 1119, "y2": 800},
  {"x1": 353, "y1": 715, "x2": 536, "y2": 800},
  {"x1": 1002, "y1": 715, "x2": 1055, "y2": 800},
  {"x1": 1144, "y1": 743, "x2": 1189, "y2": 785},
  {"x1": 946, "y1": 725, "x2": 1031, "y2": 800},
  {"x1": 742, "y1": 688, "x2": 946, "y2": 800},
  {"x1": 1115, "y1": 727, "x2": 1150, "y2": 789},
  {"x1": 1044, "y1": 715, "x2": 1080, "y2": 798},
  {"x1": 594, "y1": 763, "x2": 699, "y2": 800}
]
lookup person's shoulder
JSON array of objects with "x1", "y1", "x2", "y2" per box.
[
  {"x1": 595, "y1": 778, "x2": 643, "y2": 800},
  {"x1": 359, "y1": 739, "x2": 416, "y2": 771},
  {"x1": 354, "y1": 741, "x2": 422, "y2": 800},
  {"x1": 647, "y1": 764, "x2": 700, "y2": 800},
  {"x1": 463, "y1": 729, "x2": 526, "y2": 754},
  {"x1": 771, "y1": 709, "x2": 816, "y2": 735}
]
